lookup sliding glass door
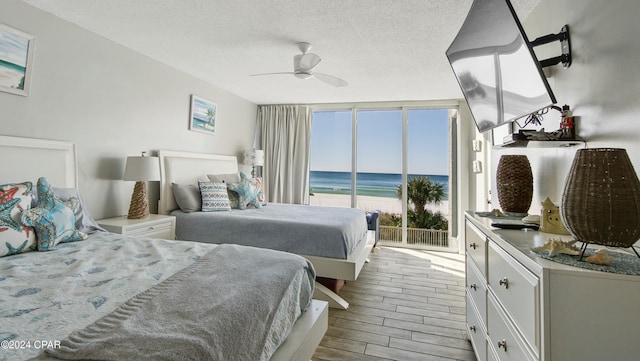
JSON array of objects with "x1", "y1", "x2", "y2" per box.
[{"x1": 310, "y1": 104, "x2": 455, "y2": 250}]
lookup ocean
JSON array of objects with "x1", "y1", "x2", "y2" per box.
[{"x1": 310, "y1": 171, "x2": 449, "y2": 200}]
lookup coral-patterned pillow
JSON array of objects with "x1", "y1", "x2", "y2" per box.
[{"x1": 0, "y1": 182, "x2": 36, "y2": 257}]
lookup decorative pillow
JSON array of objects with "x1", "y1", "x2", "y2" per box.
[
  {"x1": 53, "y1": 187, "x2": 107, "y2": 234},
  {"x1": 207, "y1": 173, "x2": 241, "y2": 208},
  {"x1": 198, "y1": 181, "x2": 232, "y2": 212},
  {"x1": 171, "y1": 183, "x2": 202, "y2": 213},
  {"x1": 247, "y1": 175, "x2": 267, "y2": 206},
  {"x1": 227, "y1": 173, "x2": 264, "y2": 210},
  {"x1": 21, "y1": 177, "x2": 87, "y2": 251},
  {"x1": 0, "y1": 182, "x2": 37, "y2": 257}
]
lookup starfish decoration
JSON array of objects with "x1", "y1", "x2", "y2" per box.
[
  {"x1": 0, "y1": 198, "x2": 22, "y2": 232},
  {"x1": 227, "y1": 175, "x2": 263, "y2": 209},
  {"x1": 532, "y1": 238, "x2": 581, "y2": 257},
  {"x1": 0, "y1": 186, "x2": 19, "y2": 204},
  {"x1": 21, "y1": 177, "x2": 86, "y2": 251}
]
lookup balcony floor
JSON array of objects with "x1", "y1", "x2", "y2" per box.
[{"x1": 312, "y1": 246, "x2": 477, "y2": 361}]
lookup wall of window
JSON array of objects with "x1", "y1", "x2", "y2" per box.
[{"x1": 309, "y1": 102, "x2": 458, "y2": 250}]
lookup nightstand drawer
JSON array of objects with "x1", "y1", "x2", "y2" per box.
[
  {"x1": 488, "y1": 241, "x2": 539, "y2": 353},
  {"x1": 487, "y1": 294, "x2": 536, "y2": 361},
  {"x1": 98, "y1": 215, "x2": 176, "y2": 240},
  {"x1": 126, "y1": 222, "x2": 173, "y2": 238},
  {"x1": 466, "y1": 221, "x2": 487, "y2": 276}
]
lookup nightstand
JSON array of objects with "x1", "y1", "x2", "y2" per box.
[{"x1": 98, "y1": 214, "x2": 176, "y2": 240}]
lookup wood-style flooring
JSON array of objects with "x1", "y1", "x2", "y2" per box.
[{"x1": 312, "y1": 246, "x2": 477, "y2": 361}]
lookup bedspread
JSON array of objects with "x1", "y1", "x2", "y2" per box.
[
  {"x1": 173, "y1": 203, "x2": 368, "y2": 259},
  {"x1": 47, "y1": 244, "x2": 314, "y2": 361}
]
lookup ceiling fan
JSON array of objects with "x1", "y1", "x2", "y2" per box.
[{"x1": 251, "y1": 42, "x2": 348, "y2": 87}]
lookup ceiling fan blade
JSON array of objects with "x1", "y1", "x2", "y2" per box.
[
  {"x1": 313, "y1": 72, "x2": 348, "y2": 87},
  {"x1": 294, "y1": 53, "x2": 322, "y2": 72},
  {"x1": 250, "y1": 72, "x2": 295, "y2": 77}
]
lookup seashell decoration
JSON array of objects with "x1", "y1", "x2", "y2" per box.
[{"x1": 585, "y1": 249, "x2": 614, "y2": 266}]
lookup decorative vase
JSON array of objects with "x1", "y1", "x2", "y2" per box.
[
  {"x1": 496, "y1": 155, "x2": 533, "y2": 215},
  {"x1": 561, "y1": 148, "x2": 640, "y2": 249}
]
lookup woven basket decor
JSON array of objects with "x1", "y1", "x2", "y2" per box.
[
  {"x1": 496, "y1": 155, "x2": 533, "y2": 214},
  {"x1": 561, "y1": 148, "x2": 640, "y2": 248}
]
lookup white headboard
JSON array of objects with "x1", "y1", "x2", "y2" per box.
[
  {"x1": 158, "y1": 150, "x2": 238, "y2": 215},
  {"x1": 0, "y1": 135, "x2": 77, "y2": 188}
]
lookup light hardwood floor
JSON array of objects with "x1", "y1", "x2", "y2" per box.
[{"x1": 312, "y1": 246, "x2": 477, "y2": 361}]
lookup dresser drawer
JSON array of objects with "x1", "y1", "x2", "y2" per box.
[
  {"x1": 466, "y1": 255, "x2": 487, "y2": 327},
  {"x1": 466, "y1": 221, "x2": 487, "y2": 276},
  {"x1": 487, "y1": 294, "x2": 536, "y2": 361},
  {"x1": 488, "y1": 241, "x2": 539, "y2": 353},
  {"x1": 466, "y1": 296, "x2": 487, "y2": 361}
]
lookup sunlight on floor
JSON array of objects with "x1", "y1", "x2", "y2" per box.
[{"x1": 380, "y1": 246, "x2": 466, "y2": 278}]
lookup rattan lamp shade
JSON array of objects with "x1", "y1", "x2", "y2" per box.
[
  {"x1": 496, "y1": 155, "x2": 533, "y2": 214},
  {"x1": 124, "y1": 154, "x2": 160, "y2": 219},
  {"x1": 561, "y1": 148, "x2": 640, "y2": 248}
]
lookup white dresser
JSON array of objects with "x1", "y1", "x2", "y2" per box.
[{"x1": 465, "y1": 211, "x2": 640, "y2": 361}]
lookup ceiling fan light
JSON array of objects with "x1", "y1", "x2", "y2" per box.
[{"x1": 295, "y1": 72, "x2": 313, "y2": 80}]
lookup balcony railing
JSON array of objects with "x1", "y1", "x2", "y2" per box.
[{"x1": 379, "y1": 226, "x2": 449, "y2": 248}]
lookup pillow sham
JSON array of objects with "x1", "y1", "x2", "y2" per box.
[
  {"x1": 21, "y1": 177, "x2": 87, "y2": 251},
  {"x1": 198, "y1": 181, "x2": 232, "y2": 211},
  {"x1": 227, "y1": 173, "x2": 264, "y2": 210},
  {"x1": 0, "y1": 181, "x2": 37, "y2": 257},
  {"x1": 207, "y1": 172, "x2": 241, "y2": 184},
  {"x1": 247, "y1": 175, "x2": 267, "y2": 206},
  {"x1": 171, "y1": 183, "x2": 202, "y2": 213},
  {"x1": 53, "y1": 187, "x2": 107, "y2": 234}
]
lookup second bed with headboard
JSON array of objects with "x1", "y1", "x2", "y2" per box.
[{"x1": 158, "y1": 149, "x2": 375, "y2": 309}]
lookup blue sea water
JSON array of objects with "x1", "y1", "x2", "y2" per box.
[{"x1": 310, "y1": 171, "x2": 448, "y2": 200}]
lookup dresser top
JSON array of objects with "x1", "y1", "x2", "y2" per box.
[{"x1": 465, "y1": 211, "x2": 640, "y2": 280}]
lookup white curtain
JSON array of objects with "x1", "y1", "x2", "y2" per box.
[{"x1": 257, "y1": 105, "x2": 312, "y2": 204}]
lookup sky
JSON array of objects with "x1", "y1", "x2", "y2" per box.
[{"x1": 310, "y1": 108, "x2": 450, "y2": 175}]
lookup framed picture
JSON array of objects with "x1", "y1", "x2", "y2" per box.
[
  {"x1": 189, "y1": 95, "x2": 217, "y2": 135},
  {"x1": 0, "y1": 23, "x2": 35, "y2": 96}
]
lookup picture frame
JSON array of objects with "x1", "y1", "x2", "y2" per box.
[
  {"x1": 189, "y1": 94, "x2": 217, "y2": 135},
  {"x1": 0, "y1": 23, "x2": 35, "y2": 96}
]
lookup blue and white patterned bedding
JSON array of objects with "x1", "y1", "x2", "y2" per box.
[{"x1": 0, "y1": 232, "x2": 214, "y2": 361}]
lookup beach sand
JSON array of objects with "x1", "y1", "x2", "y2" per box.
[
  {"x1": 0, "y1": 67, "x2": 24, "y2": 88},
  {"x1": 309, "y1": 192, "x2": 450, "y2": 216}
]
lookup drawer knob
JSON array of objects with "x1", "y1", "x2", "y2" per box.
[
  {"x1": 469, "y1": 283, "x2": 477, "y2": 291},
  {"x1": 470, "y1": 325, "x2": 477, "y2": 333},
  {"x1": 499, "y1": 277, "x2": 509, "y2": 289},
  {"x1": 470, "y1": 242, "x2": 478, "y2": 250},
  {"x1": 498, "y1": 339, "x2": 508, "y2": 351}
]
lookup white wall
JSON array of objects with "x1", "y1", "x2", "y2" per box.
[
  {"x1": 0, "y1": 0, "x2": 257, "y2": 219},
  {"x1": 489, "y1": 0, "x2": 640, "y2": 217}
]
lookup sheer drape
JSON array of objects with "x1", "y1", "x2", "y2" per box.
[{"x1": 257, "y1": 105, "x2": 312, "y2": 204}]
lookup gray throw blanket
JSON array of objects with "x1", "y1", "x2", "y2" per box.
[{"x1": 46, "y1": 244, "x2": 315, "y2": 361}]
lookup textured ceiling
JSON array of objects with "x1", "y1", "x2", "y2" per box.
[{"x1": 21, "y1": 0, "x2": 540, "y2": 105}]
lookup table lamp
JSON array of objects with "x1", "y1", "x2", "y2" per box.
[
  {"x1": 124, "y1": 152, "x2": 160, "y2": 219},
  {"x1": 243, "y1": 148, "x2": 264, "y2": 177}
]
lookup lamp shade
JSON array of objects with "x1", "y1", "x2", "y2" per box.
[
  {"x1": 243, "y1": 149, "x2": 264, "y2": 167},
  {"x1": 561, "y1": 148, "x2": 640, "y2": 248},
  {"x1": 123, "y1": 156, "x2": 160, "y2": 181}
]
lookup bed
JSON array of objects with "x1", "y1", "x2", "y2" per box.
[
  {"x1": 0, "y1": 135, "x2": 327, "y2": 361},
  {"x1": 158, "y1": 150, "x2": 376, "y2": 309}
]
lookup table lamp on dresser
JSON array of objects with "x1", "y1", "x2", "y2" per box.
[{"x1": 123, "y1": 152, "x2": 160, "y2": 219}]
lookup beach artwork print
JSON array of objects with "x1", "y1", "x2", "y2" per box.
[
  {"x1": 0, "y1": 23, "x2": 35, "y2": 96},
  {"x1": 189, "y1": 95, "x2": 217, "y2": 135}
]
